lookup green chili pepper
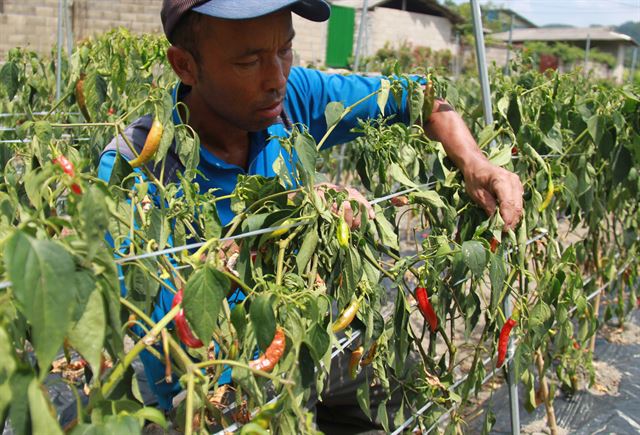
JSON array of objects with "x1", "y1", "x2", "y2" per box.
[{"x1": 337, "y1": 216, "x2": 350, "y2": 248}]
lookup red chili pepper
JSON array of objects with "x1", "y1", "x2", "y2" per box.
[
  {"x1": 249, "y1": 327, "x2": 286, "y2": 372},
  {"x1": 511, "y1": 146, "x2": 518, "y2": 156},
  {"x1": 489, "y1": 237, "x2": 500, "y2": 253},
  {"x1": 416, "y1": 286, "x2": 438, "y2": 333},
  {"x1": 171, "y1": 289, "x2": 204, "y2": 348},
  {"x1": 53, "y1": 155, "x2": 82, "y2": 195},
  {"x1": 497, "y1": 318, "x2": 517, "y2": 368}
]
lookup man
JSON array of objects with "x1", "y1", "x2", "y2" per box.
[{"x1": 99, "y1": 0, "x2": 523, "y2": 428}]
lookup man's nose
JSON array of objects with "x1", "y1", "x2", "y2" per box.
[{"x1": 263, "y1": 56, "x2": 287, "y2": 93}]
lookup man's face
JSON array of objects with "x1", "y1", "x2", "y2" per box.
[{"x1": 189, "y1": 10, "x2": 295, "y2": 132}]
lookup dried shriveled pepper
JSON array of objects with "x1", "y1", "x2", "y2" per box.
[
  {"x1": 349, "y1": 346, "x2": 364, "y2": 379},
  {"x1": 332, "y1": 298, "x2": 359, "y2": 333},
  {"x1": 249, "y1": 327, "x2": 286, "y2": 372},
  {"x1": 171, "y1": 288, "x2": 204, "y2": 349},
  {"x1": 360, "y1": 342, "x2": 378, "y2": 367},
  {"x1": 416, "y1": 286, "x2": 438, "y2": 333},
  {"x1": 53, "y1": 155, "x2": 82, "y2": 195},
  {"x1": 390, "y1": 195, "x2": 409, "y2": 207},
  {"x1": 489, "y1": 237, "x2": 500, "y2": 254},
  {"x1": 75, "y1": 74, "x2": 91, "y2": 122},
  {"x1": 497, "y1": 318, "x2": 517, "y2": 368},
  {"x1": 129, "y1": 117, "x2": 163, "y2": 168}
]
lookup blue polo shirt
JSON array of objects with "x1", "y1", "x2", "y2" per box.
[{"x1": 98, "y1": 67, "x2": 417, "y2": 409}]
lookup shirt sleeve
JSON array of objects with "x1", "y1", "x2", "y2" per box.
[{"x1": 284, "y1": 67, "x2": 424, "y2": 149}]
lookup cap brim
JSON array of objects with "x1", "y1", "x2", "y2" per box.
[{"x1": 193, "y1": 0, "x2": 330, "y2": 22}]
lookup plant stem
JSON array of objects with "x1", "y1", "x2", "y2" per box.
[
  {"x1": 185, "y1": 371, "x2": 195, "y2": 435},
  {"x1": 101, "y1": 304, "x2": 181, "y2": 397},
  {"x1": 193, "y1": 359, "x2": 295, "y2": 385}
]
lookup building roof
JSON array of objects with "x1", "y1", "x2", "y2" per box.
[
  {"x1": 330, "y1": 0, "x2": 464, "y2": 24},
  {"x1": 491, "y1": 27, "x2": 639, "y2": 46},
  {"x1": 486, "y1": 8, "x2": 537, "y2": 28}
]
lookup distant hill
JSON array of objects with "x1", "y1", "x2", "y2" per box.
[{"x1": 615, "y1": 21, "x2": 640, "y2": 43}]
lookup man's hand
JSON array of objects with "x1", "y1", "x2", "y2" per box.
[
  {"x1": 424, "y1": 98, "x2": 524, "y2": 231},
  {"x1": 315, "y1": 183, "x2": 375, "y2": 229},
  {"x1": 462, "y1": 159, "x2": 524, "y2": 231}
]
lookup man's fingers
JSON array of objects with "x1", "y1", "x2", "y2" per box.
[
  {"x1": 493, "y1": 173, "x2": 524, "y2": 230},
  {"x1": 471, "y1": 187, "x2": 497, "y2": 217}
]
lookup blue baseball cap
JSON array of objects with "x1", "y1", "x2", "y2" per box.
[{"x1": 162, "y1": 0, "x2": 331, "y2": 42}]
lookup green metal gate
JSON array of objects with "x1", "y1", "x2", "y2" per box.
[{"x1": 325, "y1": 5, "x2": 355, "y2": 68}]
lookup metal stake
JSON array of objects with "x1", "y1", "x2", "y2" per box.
[
  {"x1": 353, "y1": 0, "x2": 369, "y2": 72},
  {"x1": 469, "y1": 0, "x2": 493, "y2": 127},
  {"x1": 470, "y1": 1, "x2": 520, "y2": 432},
  {"x1": 55, "y1": 0, "x2": 64, "y2": 100}
]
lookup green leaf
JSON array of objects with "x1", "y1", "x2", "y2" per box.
[
  {"x1": 28, "y1": 378, "x2": 63, "y2": 435},
  {"x1": 133, "y1": 407, "x2": 167, "y2": 429},
  {"x1": 175, "y1": 126, "x2": 200, "y2": 174},
  {"x1": 250, "y1": 295, "x2": 276, "y2": 350},
  {"x1": 9, "y1": 369, "x2": 31, "y2": 435},
  {"x1": 296, "y1": 228, "x2": 318, "y2": 273},
  {"x1": 304, "y1": 323, "x2": 330, "y2": 362},
  {"x1": 389, "y1": 163, "x2": 417, "y2": 188},
  {"x1": 324, "y1": 101, "x2": 344, "y2": 129},
  {"x1": 231, "y1": 304, "x2": 247, "y2": 339},
  {"x1": 153, "y1": 91, "x2": 176, "y2": 165},
  {"x1": 5, "y1": 231, "x2": 76, "y2": 373},
  {"x1": 544, "y1": 123, "x2": 563, "y2": 153},
  {"x1": 344, "y1": 246, "x2": 363, "y2": 298},
  {"x1": 0, "y1": 61, "x2": 19, "y2": 100},
  {"x1": 488, "y1": 145, "x2": 513, "y2": 167},
  {"x1": 68, "y1": 288, "x2": 106, "y2": 374},
  {"x1": 374, "y1": 206, "x2": 399, "y2": 251},
  {"x1": 232, "y1": 366, "x2": 263, "y2": 402},
  {"x1": 377, "y1": 79, "x2": 390, "y2": 115},
  {"x1": 377, "y1": 401, "x2": 390, "y2": 433},
  {"x1": 507, "y1": 94, "x2": 521, "y2": 134},
  {"x1": 183, "y1": 265, "x2": 228, "y2": 344},
  {"x1": 489, "y1": 253, "x2": 507, "y2": 313},
  {"x1": 461, "y1": 240, "x2": 488, "y2": 277},
  {"x1": 81, "y1": 186, "x2": 110, "y2": 263},
  {"x1": 356, "y1": 379, "x2": 372, "y2": 420},
  {"x1": 293, "y1": 130, "x2": 318, "y2": 184},
  {"x1": 84, "y1": 71, "x2": 107, "y2": 121},
  {"x1": 0, "y1": 326, "x2": 16, "y2": 420},
  {"x1": 410, "y1": 190, "x2": 445, "y2": 208},
  {"x1": 481, "y1": 409, "x2": 496, "y2": 435}
]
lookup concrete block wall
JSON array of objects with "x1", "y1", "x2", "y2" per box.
[
  {"x1": 370, "y1": 8, "x2": 456, "y2": 55},
  {"x1": 0, "y1": 0, "x2": 61, "y2": 59},
  {"x1": 291, "y1": 14, "x2": 328, "y2": 67},
  {"x1": 72, "y1": 0, "x2": 163, "y2": 41}
]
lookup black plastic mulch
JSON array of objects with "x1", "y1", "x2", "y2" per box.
[{"x1": 473, "y1": 309, "x2": 640, "y2": 434}]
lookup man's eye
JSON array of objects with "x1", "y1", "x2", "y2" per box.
[{"x1": 236, "y1": 59, "x2": 258, "y2": 68}]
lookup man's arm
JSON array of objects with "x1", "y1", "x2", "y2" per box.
[{"x1": 424, "y1": 98, "x2": 524, "y2": 231}]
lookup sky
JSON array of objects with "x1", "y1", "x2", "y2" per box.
[{"x1": 449, "y1": 0, "x2": 640, "y2": 28}]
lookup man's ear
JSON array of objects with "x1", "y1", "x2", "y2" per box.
[{"x1": 167, "y1": 46, "x2": 198, "y2": 86}]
